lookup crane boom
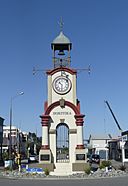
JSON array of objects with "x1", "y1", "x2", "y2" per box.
[{"x1": 105, "y1": 101, "x2": 122, "y2": 132}]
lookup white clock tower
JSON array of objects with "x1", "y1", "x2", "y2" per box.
[{"x1": 39, "y1": 27, "x2": 86, "y2": 175}]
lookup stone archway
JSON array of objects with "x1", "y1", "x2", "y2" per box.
[{"x1": 56, "y1": 123, "x2": 69, "y2": 163}]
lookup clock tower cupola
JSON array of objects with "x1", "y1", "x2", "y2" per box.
[{"x1": 51, "y1": 23, "x2": 72, "y2": 68}]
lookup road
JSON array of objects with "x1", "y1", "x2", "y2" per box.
[{"x1": 0, "y1": 177, "x2": 128, "y2": 186}]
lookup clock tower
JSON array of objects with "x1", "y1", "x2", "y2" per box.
[{"x1": 39, "y1": 28, "x2": 86, "y2": 175}]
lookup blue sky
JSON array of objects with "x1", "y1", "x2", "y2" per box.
[{"x1": 0, "y1": 0, "x2": 128, "y2": 138}]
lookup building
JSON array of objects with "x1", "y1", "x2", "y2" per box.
[
  {"x1": 3, "y1": 126, "x2": 20, "y2": 152},
  {"x1": 0, "y1": 117, "x2": 4, "y2": 143},
  {"x1": 108, "y1": 138, "x2": 122, "y2": 161},
  {"x1": 0, "y1": 117, "x2": 4, "y2": 164},
  {"x1": 88, "y1": 135, "x2": 112, "y2": 160},
  {"x1": 121, "y1": 130, "x2": 128, "y2": 164},
  {"x1": 39, "y1": 26, "x2": 86, "y2": 175},
  {"x1": 2, "y1": 126, "x2": 28, "y2": 158}
]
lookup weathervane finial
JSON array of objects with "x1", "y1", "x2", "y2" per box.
[{"x1": 58, "y1": 17, "x2": 64, "y2": 32}]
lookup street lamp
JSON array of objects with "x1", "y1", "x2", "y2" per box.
[{"x1": 9, "y1": 91, "x2": 24, "y2": 160}]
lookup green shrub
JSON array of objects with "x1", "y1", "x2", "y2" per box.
[
  {"x1": 84, "y1": 166, "x2": 91, "y2": 175},
  {"x1": 119, "y1": 165, "x2": 126, "y2": 171},
  {"x1": 44, "y1": 168, "x2": 49, "y2": 175},
  {"x1": 99, "y1": 164, "x2": 105, "y2": 169},
  {"x1": 2, "y1": 151, "x2": 9, "y2": 160},
  {"x1": 100, "y1": 160, "x2": 111, "y2": 169},
  {"x1": 4, "y1": 166, "x2": 12, "y2": 171}
]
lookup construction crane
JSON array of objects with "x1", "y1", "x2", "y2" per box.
[{"x1": 104, "y1": 100, "x2": 123, "y2": 133}]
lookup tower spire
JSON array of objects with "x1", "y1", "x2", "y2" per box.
[{"x1": 58, "y1": 17, "x2": 64, "y2": 32}]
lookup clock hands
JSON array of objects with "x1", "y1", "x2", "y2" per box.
[{"x1": 59, "y1": 81, "x2": 63, "y2": 90}]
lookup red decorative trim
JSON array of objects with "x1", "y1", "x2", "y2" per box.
[
  {"x1": 44, "y1": 101, "x2": 48, "y2": 113},
  {"x1": 76, "y1": 123, "x2": 83, "y2": 126},
  {"x1": 41, "y1": 101, "x2": 85, "y2": 126},
  {"x1": 45, "y1": 100, "x2": 80, "y2": 115},
  {"x1": 42, "y1": 124, "x2": 48, "y2": 126},
  {"x1": 41, "y1": 145, "x2": 49, "y2": 150},
  {"x1": 75, "y1": 114, "x2": 85, "y2": 126},
  {"x1": 46, "y1": 67, "x2": 77, "y2": 75},
  {"x1": 77, "y1": 100, "x2": 80, "y2": 112},
  {"x1": 76, "y1": 145, "x2": 85, "y2": 149},
  {"x1": 40, "y1": 115, "x2": 51, "y2": 126}
]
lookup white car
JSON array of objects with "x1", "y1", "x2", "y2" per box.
[{"x1": 29, "y1": 155, "x2": 38, "y2": 162}]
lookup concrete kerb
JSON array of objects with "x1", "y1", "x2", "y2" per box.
[{"x1": 0, "y1": 169, "x2": 128, "y2": 180}]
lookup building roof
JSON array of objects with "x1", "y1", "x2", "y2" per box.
[
  {"x1": 3, "y1": 125, "x2": 18, "y2": 130},
  {"x1": 52, "y1": 31, "x2": 71, "y2": 44},
  {"x1": 122, "y1": 130, "x2": 128, "y2": 136},
  {"x1": 89, "y1": 134, "x2": 113, "y2": 140}
]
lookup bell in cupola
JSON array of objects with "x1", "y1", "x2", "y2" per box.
[{"x1": 58, "y1": 50, "x2": 65, "y2": 55}]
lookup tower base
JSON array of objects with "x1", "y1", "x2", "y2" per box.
[
  {"x1": 39, "y1": 149, "x2": 51, "y2": 164},
  {"x1": 75, "y1": 148, "x2": 86, "y2": 162}
]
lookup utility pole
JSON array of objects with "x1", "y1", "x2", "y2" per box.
[
  {"x1": 0, "y1": 117, "x2": 4, "y2": 165},
  {"x1": 8, "y1": 92, "x2": 24, "y2": 160}
]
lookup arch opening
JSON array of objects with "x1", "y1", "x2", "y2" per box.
[{"x1": 56, "y1": 123, "x2": 69, "y2": 163}]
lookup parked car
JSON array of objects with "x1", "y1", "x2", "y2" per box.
[{"x1": 88, "y1": 154, "x2": 100, "y2": 164}]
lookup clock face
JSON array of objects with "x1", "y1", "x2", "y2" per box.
[{"x1": 53, "y1": 76, "x2": 72, "y2": 94}]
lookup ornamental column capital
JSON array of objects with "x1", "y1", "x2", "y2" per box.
[
  {"x1": 40, "y1": 114, "x2": 51, "y2": 126},
  {"x1": 75, "y1": 114, "x2": 85, "y2": 126}
]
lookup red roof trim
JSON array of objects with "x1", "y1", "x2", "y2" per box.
[{"x1": 46, "y1": 67, "x2": 77, "y2": 75}]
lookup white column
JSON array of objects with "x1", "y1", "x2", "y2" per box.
[
  {"x1": 42, "y1": 126, "x2": 48, "y2": 146},
  {"x1": 77, "y1": 125, "x2": 83, "y2": 145},
  {"x1": 75, "y1": 114, "x2": 85, "y2": 149},
  {"x1": 40, "y1": 115, "x2": 50, "y2": 149}
]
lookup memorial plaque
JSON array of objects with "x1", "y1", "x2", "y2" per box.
[
  {"x1": 76, "y1": 154, "x2": 85, "y2": 160},
  {"x1": 40, "y1": 154, "x2": 50, "y2": 161}
]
